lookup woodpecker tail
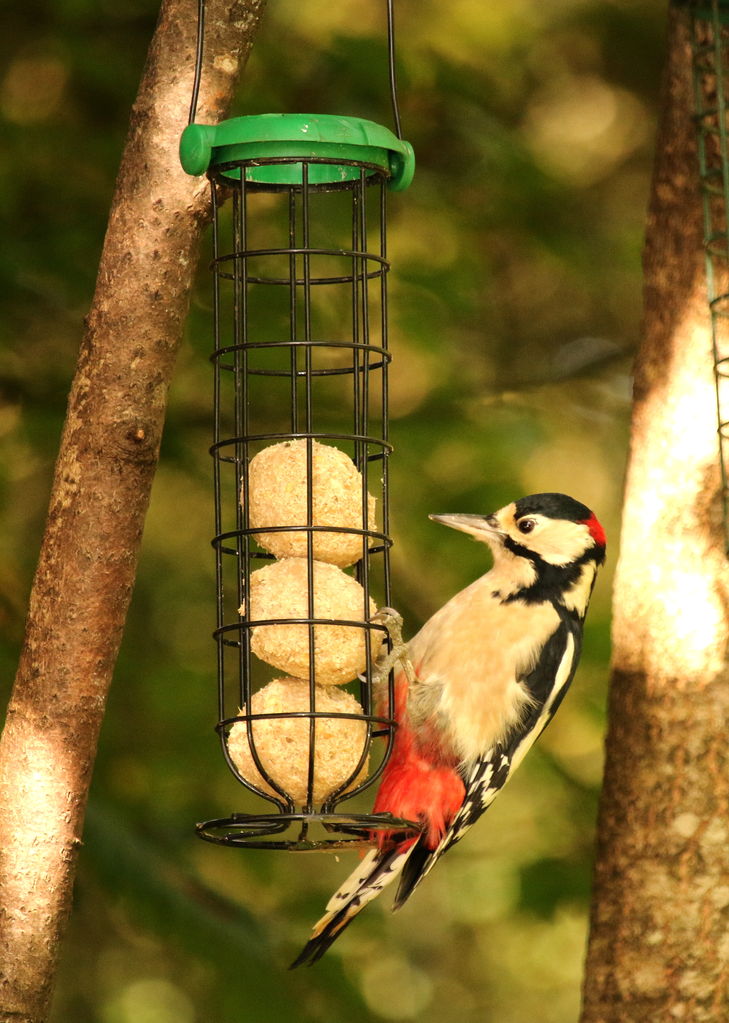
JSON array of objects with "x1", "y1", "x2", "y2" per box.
[{"x1": 289, "y1": 842, "x2": 418, "y2": 968}]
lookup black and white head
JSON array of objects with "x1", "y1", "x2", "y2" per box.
[{"x1": 431, "y1": 492, "x2": 606, "y2": 611}]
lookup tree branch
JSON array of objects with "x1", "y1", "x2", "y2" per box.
[
  {"x1": 0, "y1": 2, "x2": 265, "y2": 1019},
  {"x1": 581, "y1": 8, "x2": 729, "y2": 1021}
]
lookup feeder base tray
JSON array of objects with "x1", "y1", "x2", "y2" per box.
[{"x1": 195, "y1": 811, "x2": 422, "y2": 851}]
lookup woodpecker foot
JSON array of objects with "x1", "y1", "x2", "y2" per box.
[{"x1": 369, "y1": 607, "x2": 417, "y2": 687}]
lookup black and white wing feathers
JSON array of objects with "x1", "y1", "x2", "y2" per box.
[
  {"x1": 393, "y1": 608, "x2": 582, "y2": 909},
  {"x1": 392, "y1": 747, "x2": 512, "y2": 908}
]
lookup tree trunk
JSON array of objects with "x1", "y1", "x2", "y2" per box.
[
  {"x1": 581, "y1": 7, "x2": 729, "y2": 1021},
  {"x1": 0, "y1": 2, "x2": 265, "y2": 1019}
]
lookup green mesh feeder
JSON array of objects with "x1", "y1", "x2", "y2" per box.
[{"x1": 180, "y1": 4, "x2": 421, "y2": 851}]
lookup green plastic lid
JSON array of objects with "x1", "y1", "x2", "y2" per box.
[{"x1": 180, "y1": 113, "x2": 415, "y2": 191}]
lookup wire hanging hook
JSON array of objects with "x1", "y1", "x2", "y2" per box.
[
  {"x1": 187, "y1": 0, "x2": 404, "y2": 138},
  {"x1": 387, "y1": 0, "x2": 403, "y2": 139},
  {"x1": 188, "y1": 0, "x2": 206, "y2": 126}
]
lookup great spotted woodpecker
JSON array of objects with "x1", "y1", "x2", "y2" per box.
[{"x1": 291, "y1": 492, "x2": 606, "y2": 968}]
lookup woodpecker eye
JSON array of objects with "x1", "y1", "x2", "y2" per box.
[{"x1": 517, "y1": 518, "x2": 536, "y2": 534}]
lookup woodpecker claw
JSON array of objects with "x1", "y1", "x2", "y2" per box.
[
  {"x1": 369, "y1": 606, "x2": 417, "y2": 687},
  {"x1": 372, "y1": 606, "x2": 403, "y2": 631}
]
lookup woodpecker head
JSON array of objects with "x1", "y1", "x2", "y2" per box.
[{"x1": 430, "y1": 493, "x2": 606, "y2": 610}]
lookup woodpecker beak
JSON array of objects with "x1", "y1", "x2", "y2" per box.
[{"x1": 429, "y1": 513, "x2": 506, "y2": 541}]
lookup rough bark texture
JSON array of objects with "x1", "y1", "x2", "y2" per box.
[
  {"x1": 581, "y1": 9, "x2": 729, "y2": 1022},
  {"x1": 0, "y1": 2, "x2": 265, "y2": 1020}
]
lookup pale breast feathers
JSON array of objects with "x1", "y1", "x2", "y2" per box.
[{"x1": 406, "y1": 575, "x2": 562, "y2": 763}]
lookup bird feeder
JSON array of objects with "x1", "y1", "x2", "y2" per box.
[
  {"x1": 179, "y1": 7, "x2": 419, "y2": 850},
  {"x1": 689, "y1": 0, "x2": 729, "y2": 551}
]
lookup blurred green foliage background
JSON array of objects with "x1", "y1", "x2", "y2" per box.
[{"x1": 0, "y1": 1, "x2": 666, "y2": 1020}]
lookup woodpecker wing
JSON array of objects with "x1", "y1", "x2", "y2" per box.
[
  {"x1": 391, "y1": 747, "x2": 511, "y2": 908},
  {"x1": 393, "y1": 608, "x2": 583, "y2": 908}
]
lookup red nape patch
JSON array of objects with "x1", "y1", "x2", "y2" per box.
[{"x1": 581, "y1": 513, "x2": 607, "y2": 548}]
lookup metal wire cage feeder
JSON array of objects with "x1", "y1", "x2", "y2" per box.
[
  {"x1": 180, "y1": 8, "x2": 419, "y2": 850},
  {"x1": 689, "y1": 0, "x2": 729, "y2": 551}
]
